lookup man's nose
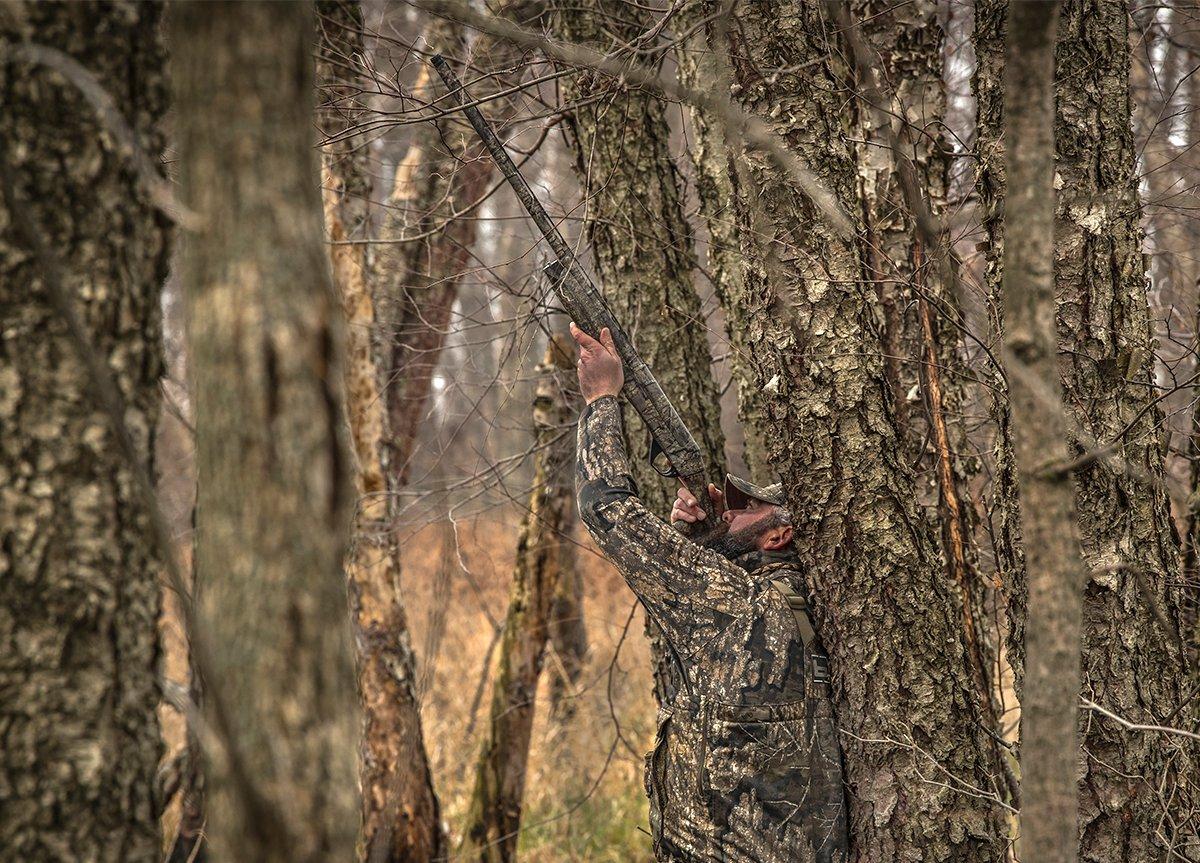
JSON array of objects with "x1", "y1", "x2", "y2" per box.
[{"x1": 722, "y1": 509, "x2": 736, "y2": 524}]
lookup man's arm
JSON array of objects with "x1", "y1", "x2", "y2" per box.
[{"x1": 575, "y1": 393, "x2": 756, "y2": 634}]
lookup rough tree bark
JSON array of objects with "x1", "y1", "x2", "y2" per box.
[
  {"x1": 720, "y1": 2, "x2": 1007, "y2": 858},
  {"x1": 459, "y1": 333, "x2": 581, "y2": 862},
  {"x1": 379, "y1": 8, "x2": 537, "y2": 487},
  {"x1": 171, "y1": 4, "x2": 359, "y2": 860},
  {"x1": 553, "y1": 0, "x2": 726, "y2": 705},
  {"x1": 1054, "y1": 2, "x2": 1193, "y2": 858},
  {"x1": 0, "y1": 5, "x2": 169, "y2": 859},
  {"x1": 317, "y1": 5, "x2": 445, "y2": 860},
  {"x1": 1000, "y1": 6, "x2": 1085, "y2": 863},
  {"x1": 974, "y1": 0, "x2": 1028, "y2": 700},
  {"x1": 673, "y1": 6, "x2": 771, "y2": 481}
]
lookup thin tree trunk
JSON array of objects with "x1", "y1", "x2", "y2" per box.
[
  {"x1": 459, "y1": 332, "x2": 580, "y2": 862},
  {"x1": 1054, "y1": 2, "x2": 1193, "y2": 858},
  {"x1": 171, "y1": 4, "x2": 359, "y2": 859},
  {"x1": 553, "y1": 0, "x2": 726, "y2": 706},
  {"x1": 0, "y1": 4, "x2": 169, "y2": 859},
  {"x1": 719, "y1": 1, "x2": 1007, "y2": 857},
  {"x1": 1000, "y1": 7, "x2": 1084, "y2": 862},
  {"x1": 317, "y1": 5, "x2": 446, "y2": 860}
]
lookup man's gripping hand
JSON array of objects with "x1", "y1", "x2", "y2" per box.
[
  {"x1": 670, "y1": 483, "x2": 725, "y2": 524},
  {"x1": 570, "y1": 322, "x2": 624, "y2": 404}
]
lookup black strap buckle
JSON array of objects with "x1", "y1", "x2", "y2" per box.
[{"x1": 811, "y1": 654, "x2": 831, "y2": 685}]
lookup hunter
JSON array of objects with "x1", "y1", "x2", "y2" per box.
[{"x1": 570, "y1": 322, "x2": 850, "y2": 863}]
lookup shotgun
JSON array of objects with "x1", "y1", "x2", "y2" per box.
[{"x1": 430, "y1": 54, "x2": 724, "y2": 537}]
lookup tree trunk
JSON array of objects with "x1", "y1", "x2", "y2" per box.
[
  {"x1": 379, "y1": 9, "x2": 537, "y2": 487},
  {"x1": 1053, "y1": 2, "x2": 1193, "y2": 858},
  {"x1": 171, "y1": 4, "x2": 359, "y2": 860},
  {"x1": 673, "y1": 7, "x2": 772, "y2": 481},
  {"x1": 459, "y1": 332, "x2": 580, "y2": 862},
  {"x1": 553, "y1": 0, "x2": 726, "y2": 706},
  {"x1": 317, "y1": 5, "x2": 446, "y2": 860},
  {"x1": 719, "y1": 2, "x2": 1007, "y2": 858},
  {"x1": 1000, "y1": 6, "x2": 1085, "y2": 862},
  {"x1": 0, "y1": 4, "x2": 169, "y2": 859}
]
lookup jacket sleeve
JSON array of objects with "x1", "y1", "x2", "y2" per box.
[{"x1": 575, "y1": 396, "x2": 755, "y2": 639}]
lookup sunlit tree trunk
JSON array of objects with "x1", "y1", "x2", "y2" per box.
[
  {"x1": 719, "y1": 1, "x2": 1007, "y2": 857},
  {"x1": 0, "y1": 4, "x2": 169, "y2": 859},
  {"x1": 317, "y1": 4, "x2": 445, "y2": 860},
  {"x1": 459, "y1": 333, "x2": 580, "y2": 862},
  {"x1": 172, "y1": 3, "x2": 359, "y2": 859}
]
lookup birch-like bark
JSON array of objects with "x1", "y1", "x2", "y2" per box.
[
  {"x1": 172, "y1": 4, "x2": 359, "y2": 859},
  {"x1": 721, "y1": 1, "x2": 1007, "y2": 857},
  {"x1": 317, "y1": 5, "x2": 445, "y2": 860},
  {"x1": 0, "y1": 5, "x2": 169, "y2": 859}
]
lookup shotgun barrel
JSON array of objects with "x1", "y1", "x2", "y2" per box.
[{"x1": 430, "y1": 54, "x2": 724, "y2": 536}]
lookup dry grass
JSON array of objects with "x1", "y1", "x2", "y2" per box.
[{"x1": 403, "y1": 514, "x2": 656, "y2": 861}]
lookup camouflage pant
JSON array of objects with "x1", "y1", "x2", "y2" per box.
[{"x1": 645, "y1": 690, "x2": 849, "y2": 863}]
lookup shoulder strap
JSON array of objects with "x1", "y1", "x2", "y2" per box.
[{"x1": 770, "y1": 578, "x2": 818, "y2": 652}]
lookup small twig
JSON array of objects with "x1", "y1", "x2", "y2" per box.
[{"x1": 1082, "y1": 699, "x2": 1200, "y2": 743}]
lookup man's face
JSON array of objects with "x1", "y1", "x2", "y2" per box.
[{"x1": 706, "y1": 498, "x2": 779, "y2": 559}]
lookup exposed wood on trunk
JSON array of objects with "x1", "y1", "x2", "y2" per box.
[
  {"x1": 459, "y1": 333, "x2": 580, "y2": 862},
  {"x1": 553, "y1": 0, "x2": 727, "y2": 707},
  {"x1": 317, "y1": 5, "x2": 446, "y2": 860},
  {"x1": 1053, "y1": 2, "x2": 1194, "y2": 858},
  {"x1": 720, "y1": 1, "x2": 1008, "y2": 857},
  {"x1": 0, "y1": 4, "x2": 169, "y2": 858},
  {"x1": 171, "y1": 4, "x2": 359, "y2": 859}
]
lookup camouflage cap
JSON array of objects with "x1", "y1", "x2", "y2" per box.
[{"x1": 723, "y1": 473, "x2": 786, "y2": 509}]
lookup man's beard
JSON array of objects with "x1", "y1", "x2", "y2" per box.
[{"x1": 704, "y1": 523, "x2": 762, "y2": 560}]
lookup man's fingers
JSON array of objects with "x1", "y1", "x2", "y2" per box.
[
  {"x1": 569, "y1": 321, "x2": 601, "y2": 351},
  {"x1": 599, "y1": 326, "x2": 618, "y2": 356}
]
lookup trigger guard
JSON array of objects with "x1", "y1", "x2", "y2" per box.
[{"x1": 648, "y1": 435, "x2": 679, "y2": 478}]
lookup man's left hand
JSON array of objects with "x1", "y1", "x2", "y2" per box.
[{"x1": 570, "y1": 322, "x2": 624, "y2": 403}]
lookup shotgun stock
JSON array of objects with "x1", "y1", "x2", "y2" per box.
[{"x1": 430, "y1": 54, "x2": 725, "y2": 539}]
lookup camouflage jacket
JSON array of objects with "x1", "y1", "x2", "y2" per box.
[{"x1": 576, "y1": 397, "x2": 849, "y2": 863}]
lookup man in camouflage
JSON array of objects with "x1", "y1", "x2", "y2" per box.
[{"x1": 570, "y1": 323, "x2": 850, "y2": 863}]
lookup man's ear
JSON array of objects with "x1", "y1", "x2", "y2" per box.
[{"x1": 760, "y1": 525, "x2": 793, "y2": 551}]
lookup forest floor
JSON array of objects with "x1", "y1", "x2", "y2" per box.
[{"x1": 404, "y1": 515, "x2": 656, "y2": 861}]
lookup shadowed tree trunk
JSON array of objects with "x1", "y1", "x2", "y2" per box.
[
  {"x1": 1053, "y1": 2, "x2": 1193, "y2": 858},
  {"x1": 171, "y1": 3, "x2": 359, "y2": 859},
  {"x1": 1000, "y1": 5, "x2": 1084, "y2": 862},
  {"x1": 553, "y1": 0, "x2": 726, "y2": 706},
  {"x1": 459, "y1": 332, "x2": 581, "y2": 862},
  {"x1": 317, "y1": 5, "x2": 445, "y2": 860},
  {"x1": 718, "y1": 1, "x2": 1007, "y2": 858},
  {"x1": 0, "y1": 4, "x2": 169, "y2": 859}
]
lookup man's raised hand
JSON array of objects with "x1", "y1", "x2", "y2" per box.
[
  {"x1": 670, "y1": 482, "x2": 725, "y2": 524},
  {"x1": 570, "y1": 322, "x2": 624, "y2": 404}
]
